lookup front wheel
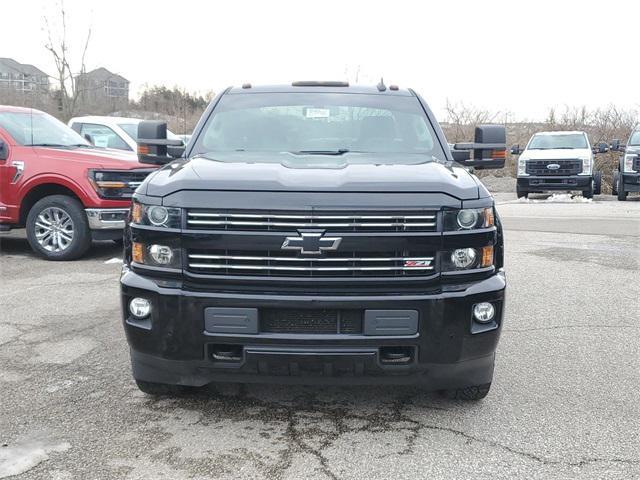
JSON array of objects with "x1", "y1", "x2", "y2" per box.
[
  {"x1": 593, "y1": 172, "x2": 602, "y2": 195},
  {"x1": 617, "y1": 178, "x2": 628, "y2": 201},
  {"x1": 26, "y1": 195, "x2": 92, "y2": 261},
  {"x1": 516, "y1": 185, "x2": 528, "y2": 199},
  {"x1": 612, "y1": 171, "x2": 619, "y2": 195},
  {"x1": 583, "y1": 181, "x2": 594, "y2": 199}
]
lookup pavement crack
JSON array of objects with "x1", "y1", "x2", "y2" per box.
[{"x1": 414, "y1": 421, "x2": 640, "y2": 468}]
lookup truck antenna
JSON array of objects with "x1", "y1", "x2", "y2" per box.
[{"x1": 376, "y1": 78, "x2": 387, "y2": 92}]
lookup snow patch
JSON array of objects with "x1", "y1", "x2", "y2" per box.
[
  {"x1": 518, "y1": 193, "x2": 593, "y2": 204},
  {"x1": 104, "y1": 257, "x2": 123, "y2": 264},
  {"x1": 0, "y1": 439, "x2": 70, "y2": 478}
]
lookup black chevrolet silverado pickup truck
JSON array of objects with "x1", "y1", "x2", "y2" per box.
[{"x1": 121, "y1": 82, "x2": 507, "y2": 400}]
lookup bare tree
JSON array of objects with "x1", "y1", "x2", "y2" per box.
[
  {"x1": 443, "y1": 100, "x2": 501, "y2": 143},
  {"x1": 43, "y1": 1, "x2": 91, "y2": 120}
]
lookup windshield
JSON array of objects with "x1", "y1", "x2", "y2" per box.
[
  {"x1": 191, "y1": 92, "x2": 446, "y2": 162},
  {"x1": 119, "y1": 123, "x2": 182, "y2": 143},
  {"x1": 0, "y1": 111, "x2": 89, "y2": 147},
  {"x1": 628, "y1": 131, "x2": 640, "y2": 146},
  {"x1": 528, "y1": 133, "x2": 588, "y2": 150}
]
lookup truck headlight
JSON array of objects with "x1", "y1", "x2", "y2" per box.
[
  {"x1": 443, "y1": 246, "x2": 494, "y2": 271},
  {"x1": 579, "y1": 157, "x2": 592, "y2": 175},
  {"x1": 131, "y1": 201, "x2": 181, "y2": 228},
  {"x1": 623, "y1": 154, "x2": 637, "y2": 173},
  {"x1": 444, "y1": 208, "x2": 494, "y2": 231},
  {"x1": 517, "y1": 158, "x2": 528, "y2": 176},
  {"x1": 132, "y1": 242, "x2": 181, "y2": 269},
  {"x1": 451, "y1": 248, "x2": 477, "y2": 268}
]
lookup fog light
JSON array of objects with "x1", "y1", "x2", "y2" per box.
[
  {"x1": 129, "y1": 297, "x2": 151, "y2": 319},
  {"x1": 457, "y1": 209, "x2": 479, "y2": 229},
  {"x1": 147, "y1": 206, "x2": 169, "y2": 226},
  {"x1": 473, "y1": 302, "x2": 495, "y2": 323},
  {"x1": 451, "y1": 248, "x2": 477, "y2": 269},
  {"x1": 149, "y1": 244, "x2": 173, "y2": 265}
]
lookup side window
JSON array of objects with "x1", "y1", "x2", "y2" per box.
[{"x1": 80, "y1": 123, "x2": 132, "y2": 151}]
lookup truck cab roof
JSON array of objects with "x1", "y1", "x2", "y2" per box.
[
  {"x1": 531, "y1": 130, "x2": 587, "y2": 136},
  {"x1": 227, "y1": 83, "x2": 413, "y2": 96}
]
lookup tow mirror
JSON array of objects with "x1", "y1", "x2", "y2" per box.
[
  {"x1": 0, "y1": 140, "x2": 8, "y2": 161},
  {"x1": 510, "y1": 144, "x2": 521, "y2": 155},
  {"x1": 610, "y1": 139, "x2": 625, "y2": 152},
  {"x1": 595, "y1": 142, "x2": 608, "y2": 154},
  {"x1": 452, "y1": 125, "x2": 506, "y2": 170},
  {"x1": 137, "y1": 121, "x2": 185, "y2": 165}
]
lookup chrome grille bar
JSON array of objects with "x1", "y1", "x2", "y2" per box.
[
  {"x1": 187, "y1": 220, "x2": 436, "y2": 228},
  {"x1": 188, "y1": 264, "x2": 434, "y2": 272},
  {"x1": 187, "y1": 253, "x2": 435, "y2": 275},
  {"x1": 189, "y1": 254, "x2": 434, "y2": 263},
  {"x1": 186, "y1": 210, "x2": 438, "y2": 232},
  {"x1": 188, "y1": 212, "x2": 436, "y2": 220}
]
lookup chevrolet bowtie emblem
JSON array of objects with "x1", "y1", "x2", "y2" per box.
[{"x1": 281, "y1": 231, "x2": 342, "y2": 255}]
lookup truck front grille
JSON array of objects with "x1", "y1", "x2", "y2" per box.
[
  {"x1": 187, "y1": 250, "x2": 435, "y2": 277},
  {"x1": 186, "y1": 209, "x2": 437, "y2": 233},
  {"x1": 526, "y1": 160, "x2": 582, "y2": 176},
  {"x1": 260, "y1": 308, "x2": 363, "y2": 334}
]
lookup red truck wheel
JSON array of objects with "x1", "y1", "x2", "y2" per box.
[{"x1": 26, "y1": 195, "x2": 92, "y2": 260}]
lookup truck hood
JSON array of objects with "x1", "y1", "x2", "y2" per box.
[
  {"x1": 34, "y1": 146, "x2": 149, "y2": 169},
  {"x1": 625, "y1": 146, "x2": 640, "y2": 155},
  {"x1": 521, "y1": 148, "x2": 591, "y2": 161},
  {"x1": 143, "y1": 152, "x2": 483, "y2": 200}
]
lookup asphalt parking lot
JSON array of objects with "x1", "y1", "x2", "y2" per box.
[{"x1": 1, "y1": 194, "x2": 639, "y2": 480}]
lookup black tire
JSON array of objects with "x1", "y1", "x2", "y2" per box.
[
  {"x1": 26, "y1": 195, "x2": 92, "y2": 261},
  {"x1": 583, "y1": 181, "x2": 594, "y2": 199},
  {"x1": 593, "y1": 172, "x2": 602, "y2": 195},
  {"x1": 617, "y1": 178, "x2": 628, "y2": 201},
  {"x1": 441, "y1": 383, "x2": 491, "y2": 401},
  {"x1": 612, "y1": 171, "x2": 619, "y2": 195},
  {"x1": 516, "y1": 186, "x2": 528, "y2": 199},
  {"x1": 135, "y1": 379, "x2": 188, "y2": 396}
]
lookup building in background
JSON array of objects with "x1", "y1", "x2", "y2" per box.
[
  {"x1": 76, "y1": 67, "x2": 129, "y2": 110},
  {"x1": 0, "y1": 58, "x2": 50, "y2": 93}
]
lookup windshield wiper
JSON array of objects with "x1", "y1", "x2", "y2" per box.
[
  {"x1": 26, "y1": 143, "x2": 70, "y2": 148},
  {"x1": 293, "y1": 149, "x2": 350, "y2": 156}
]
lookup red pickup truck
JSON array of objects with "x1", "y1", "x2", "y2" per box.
[{"x1": 0, "y1": 106, "x2": 156, "y2": 260}]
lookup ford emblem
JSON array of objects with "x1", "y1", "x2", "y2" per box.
[{"x1": 547, "y1": 163, "x2": 561, "y2": 170}]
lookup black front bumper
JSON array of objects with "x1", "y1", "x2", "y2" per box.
[
  {"x1": 121, "y1": 269, "x2": 506, "y2": 389},
  {"x1": 621, "y1": 173, "x2": 640, "y2": 192},
  {"x1": 517, "y1": 175, "x2": 591, "y2": 192}
]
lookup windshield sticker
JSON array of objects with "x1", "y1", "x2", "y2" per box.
[{"x1": 305, "y1": 108, "x2": 330, "y2": 119}]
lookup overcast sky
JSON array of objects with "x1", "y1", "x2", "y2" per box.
[{"x1": 3, "y1": 0, "x2": 638, "y2": 120}]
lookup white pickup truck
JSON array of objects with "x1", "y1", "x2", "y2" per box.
[
  {"x1": 512, "y1": 131, "x2": 602, "y2": 199},
  {"x1": 68, "y1": 116, "x2": 184, "y2": 153}
]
